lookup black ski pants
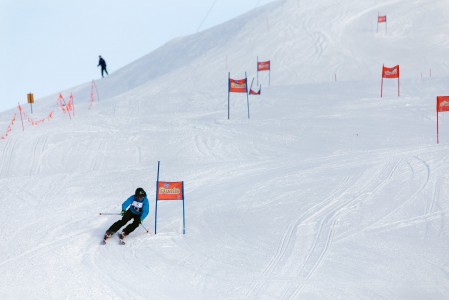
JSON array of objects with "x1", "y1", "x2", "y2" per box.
[
  {"x1": 107, "y1": 209, "x2": 140, "y2": 236},
  {"x1": 101, "y1": 67, "x2": 108, "y2": 77}
]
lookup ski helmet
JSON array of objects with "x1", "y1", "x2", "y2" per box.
[{"x1": 135, "y1": 187, "x2": 146, "y2": 198}]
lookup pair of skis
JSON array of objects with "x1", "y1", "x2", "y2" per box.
[
  {"x1": 99, "y1": 213, "x2": 150, "y2": 245},
  {"x1": 101, "y1": 233, "x2": 125, "y2": 245}
]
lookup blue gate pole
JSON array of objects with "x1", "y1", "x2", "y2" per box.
[
  {"x1": 269, "y1": 62, "x2": 271, "y2": 86},
  {"x1": 256, "y1": 56, "x2": 259, "y2": 86},
  {"x1": 245, "y1": 72, "x2": 250, "y2": 119},
  {"x1": 182, "y1": 181, "x2": 185, "y2": 234},
  {"x1": 228, "y1": 72, "x2": 231, "y2": 120},
  {"x1": 155, "y1": 161, "x2": 160, "y2": 234}
]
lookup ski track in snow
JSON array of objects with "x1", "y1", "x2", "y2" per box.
[
  {"x1": 243, "y1": 173, "x2": 354, "y2": 299},
  {"x1": 0, "y1": 138, "x2": 17, "y2": 178},
  {"x1": 243, "y1": 147, "x2": 448, "y2": 299},
  {"x1": 285, "y1": 158, "x2": 403, "y2": 298},
  {"x1": 29, "y1": 134, "x2": 48, "y2": 176}
]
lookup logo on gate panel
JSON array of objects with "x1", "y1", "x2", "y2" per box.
[{"x1": 158, "y1": 182, "x2": 183, "y2": 200}]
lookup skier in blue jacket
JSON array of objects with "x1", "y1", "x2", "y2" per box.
[{"x1": 104, "y1": 187, "x2": 149, "y2": 241}]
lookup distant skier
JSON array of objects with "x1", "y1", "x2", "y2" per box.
[
  {"x1": 97, "y1": 55, "x2": 108, "y2": 78},
  {"x1": 103, "y1": 188, "x2": 149, "y2": 243}
]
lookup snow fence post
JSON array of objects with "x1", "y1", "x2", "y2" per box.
[{"x1": 18, "y1": 102, "x2": 24, "y2": 131}]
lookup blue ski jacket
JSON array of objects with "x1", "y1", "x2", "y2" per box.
[{"x1": 122, "y1": 195, "x2": 150, "y2": 221}]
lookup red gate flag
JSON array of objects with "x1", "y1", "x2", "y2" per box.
[
  {"x1": 437, "y1": 96, "x2": 449, "y2": 112},
  {"x1": 157, "y1": 181, "x2": 184, "y2": 200},
  {"x1": 378, "y1": 16, "x2": 387, "y2": 23},
  {"x1": 229, "y1": 78, "x2": 247, "y2": 93},
  {"x1": 382, "y1": 65, "x2": 399, "y2": 78},
  {"x1": 257, "y1": 61, "x2": 270, "y2": 72},
  {"x1": 154, "y1": 161, "x2": 186, "y2": 235},
  {"x1": 381, "y1": 64, "x2": 400, "y2": 97},
  {"x1": 228, "y1": 72, "x2": 250, "y2": 119},
  {"x1": 436, "y1": 96, "x2": 449, "y2": 144},
  {"x1": 249, "y1": 87, "x2": 261, "y2": 95},
  {"x1": 256, "y1": 57, "x2": 271, "y2": 86}
]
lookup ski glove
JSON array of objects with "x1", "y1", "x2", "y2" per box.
[{"x1": 121, "y1": 210, "x2": 126, "y2": 216}]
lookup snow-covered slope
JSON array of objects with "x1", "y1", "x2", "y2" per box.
[{"x1": 1, "y1": 0, "x2": 449, "y2": 299}]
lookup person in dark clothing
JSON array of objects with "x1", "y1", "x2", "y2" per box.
[
  {"x1": 97, "y1": 55, "x2": 108, "y2": 77},
  {"x1": 104, "y1": 188, "x2": 150, "y2": 241}
]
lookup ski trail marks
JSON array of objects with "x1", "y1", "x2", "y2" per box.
[
  {"x1": 243, "y1": 176, "x2": 354, "y2": 299},
  {"x1": 29, "y1": 135, "x2": 48, "y2": 175}
]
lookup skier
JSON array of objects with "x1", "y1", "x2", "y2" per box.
[
  {"x1": 97, "y1": 55, "x2": 109, "y2": 78},
  {"x1": 103, "y1": 187, "x2": 149, "y2": 243}
]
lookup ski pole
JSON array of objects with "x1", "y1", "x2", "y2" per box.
[
  {"x1": 140, "y1": 223, "x2": 150, "y2": 234},
  {"x1": 99, "y1": 212, "x2": 121, "y2": 215}
]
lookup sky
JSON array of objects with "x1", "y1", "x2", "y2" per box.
[{"x1": 0, "y1": 0, "x2": 273, "y2": 113}]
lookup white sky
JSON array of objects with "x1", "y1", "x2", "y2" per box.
[{"x1": 0, "y1": 0, "x2": 273, "y2": 113}]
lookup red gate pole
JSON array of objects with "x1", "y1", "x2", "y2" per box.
[
  {"x1": 380, "y1": 77, "x2": 384, "y2": 98},
  {"x1": 437, "y1": 110, "x2": 439, "y2": 144}
]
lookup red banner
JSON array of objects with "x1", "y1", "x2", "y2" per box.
[
  {"x1": 157, "y1": 181, "x2": 184, "y2": 200},
  {"x1": 229, "y1": 78, "x2": 247, "y2": 93},
  {"x1": 249, "y1": 87, "x2": 261, "y2": 95},
  {"x1": 437, "y1": 96, "x2": 449, "y2": 112},
  {"x1": 382, "y1": 65, "x2": 399, "y2": 78},
  {"x1": 257, "y1": 61, "x2": 270, "y2": 72},
  {"x1": 378, "y1": 16, "x2": 387, "y2": 23}
]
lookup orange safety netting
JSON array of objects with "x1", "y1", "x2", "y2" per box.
[
  {"x1": 1, "y1": 113, "x2": 17, "y2": 140},
  {"x1": 89, "y1": 80, "x2": 99, "y2": 109},
  {"x1": 22, "y1": 110, "x2": 54, "y2": 126}
]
